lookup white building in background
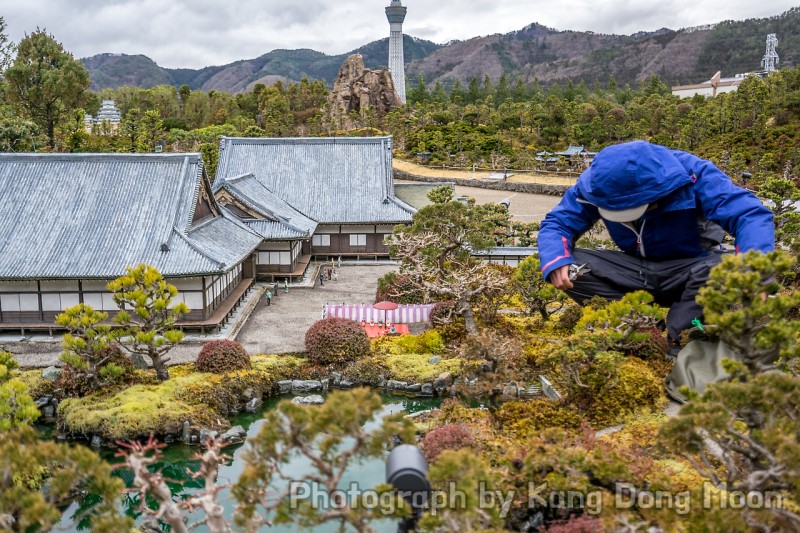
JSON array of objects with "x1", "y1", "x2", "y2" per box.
[
  {"x1": 671, "y1": 71, "x2": 748, "y2": 98},
  {"x1": 385, "y1": 0, "x2": 407, "y2": 104},
  {"x1": 671, "y1": 34, "x2": 779, "y2": 98},
  {"x1": 84, "y1": 100, "x2": 122, "y2": 133}
]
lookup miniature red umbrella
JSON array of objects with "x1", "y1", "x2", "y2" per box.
[{"x1": 373, "y1": 300, "x2": 399, "y2": 326}]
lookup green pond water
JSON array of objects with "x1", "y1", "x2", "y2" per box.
[{"x1": 54, "y1": 393, "x2": 441, "y2": 532}]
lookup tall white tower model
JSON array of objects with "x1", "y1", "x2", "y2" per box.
[
  {"x1": 762, "y1": 33, "x2": 779, "y2": 73},
  {"x1": 385, "y1": 0, "x2": 407, "y2": 104}
]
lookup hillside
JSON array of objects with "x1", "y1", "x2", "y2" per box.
[
  {"x1": 81, "y1": 36, "x2": 441, "y2": 92},
  {"x1": 81, "y1": 53, "x2": 174, "y2": 89},
  {"x1": 81, "y1": 7, "x2": 800, "y2": 92},
  {"x1": 406, "y1": 8, "x2": 800, "y2": 88}
]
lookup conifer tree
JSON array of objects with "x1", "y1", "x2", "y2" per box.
[
  {"x1": 5, "y1": 29, "x2": 90, "y2": 148},
  {"x1": 107, "y1": 264, "x2": 189, "y2": 381}
]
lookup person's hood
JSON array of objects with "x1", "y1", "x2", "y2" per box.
[{"x1": 576, "y1": 141, "x2": 693, "y2": 210}]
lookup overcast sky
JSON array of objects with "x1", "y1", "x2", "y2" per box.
[{"x1": 1, "y1": 0, "x2": 796, "y2": 69}]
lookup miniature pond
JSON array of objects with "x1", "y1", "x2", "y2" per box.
[{"x1": 52, "y1": 392, "x2": 441, "y2": 532}]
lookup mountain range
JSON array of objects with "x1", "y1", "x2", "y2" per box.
[{"x1": 81, "y1": 7, "x2": 800, "y2": 94}]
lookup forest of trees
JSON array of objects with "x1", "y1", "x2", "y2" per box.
[{"x1": 1, "y1": 21, "x2": 799, "y2": 189}]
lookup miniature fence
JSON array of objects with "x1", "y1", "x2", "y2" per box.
[{"x1": 323, "y1": 304, "x2": 435, "y2": 323}]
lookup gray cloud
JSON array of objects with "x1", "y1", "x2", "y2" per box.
[{"x1": 2, "y1": 0, "x2": 797, "y2": 69}]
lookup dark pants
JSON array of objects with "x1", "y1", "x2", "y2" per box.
[{"x1": 565, "y1": 248, "x2": 724, "y2": 342}]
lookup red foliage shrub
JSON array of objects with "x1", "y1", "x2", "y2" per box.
[
  {"x1": 543, "y1": 514, "x2": 603, "y2": 533},
  {"x1": 195, "y1": 340, "x2": 251, "y2": 374},
  {"x1": 623, "y1": 326, "x2": 669, "y2": 360},
  {"x1": 420, "y1": 423, "x2": 475, "y2": 463},
  {"x1": 304, "y1": 318, "x2": 371, "y2": 367}
]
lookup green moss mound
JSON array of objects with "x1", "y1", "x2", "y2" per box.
[
  {"x1": 383, "y1": 352, "x2": 463, "y2": 383},
  {"x1": 15, "y1": 369, "x2": 54, "y2": 399},
  {"x1": 376, "y1": 330, "x2": 446, "y2": 355},
  {"x1": 59, "y1": 379, "x2": 218, "y2": 441},
  {"x1": 420, "y1": 423, "x2": 475, "y2": 463},
  {"x1": 495, "y1": 399, "x2": 584, "y2": 439},
  {"x1": 58, "y1": 354, "x2": 304, "y2": 441},
  {"x1": 587, "y1": 358, "x2": 666, "y2": 428}
]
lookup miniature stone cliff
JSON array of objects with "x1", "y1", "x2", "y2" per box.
[{"x1": 326, "y1": 54, "x2": 402, "y2": 130}]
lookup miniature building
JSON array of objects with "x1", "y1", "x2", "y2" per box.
[
  {"x1": 0, "y1": 137, "x2": 416, "y2": 330},
  {"x1": 671, "y1": 71, "x2": 747, "y2": 98},
  {"x1": 84, "y1": 100, "x2": 123, "y2": 134},
  {"x1": 213, "y1": 136, "x2": 416, "y2": 280},
  {"x1": 554, "y1": 145, "x2": 596, "y2": 168},
  {"x1": 0, "y1": 153, "x2": 261, "y2": 332}
]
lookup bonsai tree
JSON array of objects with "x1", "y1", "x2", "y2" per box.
[
  {"x1": 116, "y1": 435, "x2": 231, "y2": 533},
  {"x1": 757, "y1": 176, "x2": 800, "y2": 257},
  {"x1": 511, "y1": 256, "x2": 567, "y2": 320},
  {"x1": 386, "y1": 193, "x2": 511, "y2": 333},
  {"x1": 660, "y1": 251, "x2": 800, "y2": 530},
  {"x1": 0, "y1": 351, "x2": 39, "y2": 431},
  {"x1": 660, "y1": 372, "x2": 800, "y2": 530},
  {"x1": 697, "y1": 250, "x2": 800, "y2": 374},
  {"x1": 233, "y1": 388, "x2": 415, "y2": 532},
  {"x1": 56, "y1": 304, "x2": 128, "y2": 392},
  {"x1": 107, "y1": 264, "x2": 189, "y2": 380}
]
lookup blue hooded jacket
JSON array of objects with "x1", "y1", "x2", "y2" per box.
[{"x1": 538, "y1": 141, "x2": 775, "y2": 281}]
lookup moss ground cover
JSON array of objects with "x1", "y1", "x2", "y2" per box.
[{"x1": 57, "y1": 355, "x2": 304, "y2": 440}]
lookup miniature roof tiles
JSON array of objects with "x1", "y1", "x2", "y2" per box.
[
  {"x1": 215, "y1": 136, "x2": 415, "y2": 225},
  {"x1": 0, "y1": 153, "x2": 261, "y2": 280}
]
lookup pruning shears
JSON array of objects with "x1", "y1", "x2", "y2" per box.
[{"x1": 568, "y1": 263, "x2": 591, "y2": 281}]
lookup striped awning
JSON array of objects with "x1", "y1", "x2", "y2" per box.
[{"x1": 323, "y1": 304, "x2": 435, "y2": 323}]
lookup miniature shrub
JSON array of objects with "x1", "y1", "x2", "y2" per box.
[
  {"x1": 429, "y1": 300, "x2": 467, "y2": 342},
  {"x1": 436, "y1": 398, "x2": 490, "y2": 425},
  {"x1": 195, "y1": 340, "x2": 251, "y2": 374},
  {"x1": 304, "y1": 318, "x2": 370, "y2": 367},
  {"x1": 421, "y1": 449, "x2": 504, "y2": 531},
  {"x1": 0, "y1": 352, "x2": 40, "y2": 431},
  {"x1": 339, "y1": 355, "x2": 392, "y2": 385},
  {"x1": 553, "y1": 303, "x2": 583, "y2": 333},
  {"x1": 622, "y1": 326, "x2": 668, "y2": 360},
  {"x1": 56, "y1": 344, "x2": 135, "y2": 397},
  {"x1": 375, "y1": 271, "x2": 425, "y2": 304},
  {"x1": 420, "y1": 424, "x2": 475, "y2": 463},
  {"x1": 577, "y1": 291, "x2": 666, "y2": 352},
  {"x1": 15, "y1": 369, "x2": 54, "y2": 399}
]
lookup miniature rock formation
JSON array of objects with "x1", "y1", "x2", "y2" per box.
[{"x1": 327, "y1": 54, "x2": 402, "y2": 130}]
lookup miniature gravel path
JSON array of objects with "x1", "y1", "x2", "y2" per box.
[
  {"x1": 393, "y1": 158, "x2": 577, "y2": 187},
  {"x1": 235, "y1": 263, "x2": 397, "y2": 355}
]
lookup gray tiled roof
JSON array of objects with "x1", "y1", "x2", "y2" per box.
[
  {"x1": 474, "y1": 246, "x2": 539, "y2": 256},
  {"x1": 0, "y1": 153, "x2": 261, "y2": 280},
  {"x1": 215, "y1": 136, "x2": 415, "y2": 225},
  {"x1": 215, "y1": 173, "x2": 318, "y2": 240}
]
